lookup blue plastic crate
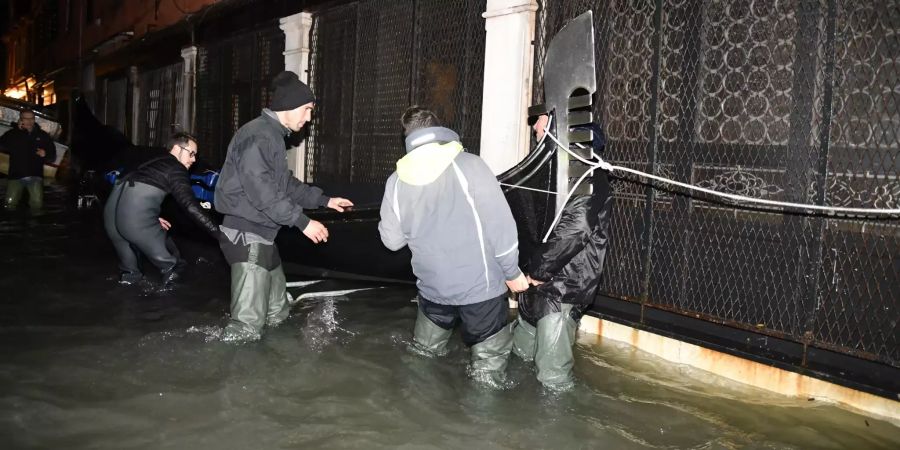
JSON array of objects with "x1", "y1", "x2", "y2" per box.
[
  {"x1": 190, "y1": 170, "x2": 219, "y2": 203},
  {"x1": 105, "y1": 169, "x2": 122, "y2": 185}
]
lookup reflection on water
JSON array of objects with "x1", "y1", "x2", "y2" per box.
[{"x1": 0, "y1": 180, "x2": 897, "y2": 449}]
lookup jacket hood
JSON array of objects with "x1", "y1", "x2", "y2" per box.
[
  {"x1": 396, "y1": 140, "x2": 463, "y2": 186},
  {"x1": 403, "y1": 126, "x2": 460, "y2": 153},
  {"x1": 397, "y1": 126, "x2": 463, "y2": 186}
]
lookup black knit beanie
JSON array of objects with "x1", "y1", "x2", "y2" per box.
[{"x1": 269, "y1": 71, "x2": 315, "y2": 111}]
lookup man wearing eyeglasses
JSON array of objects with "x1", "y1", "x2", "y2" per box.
[{"x1": 104, "y1": 132, "x2": 225, "y2": 287}]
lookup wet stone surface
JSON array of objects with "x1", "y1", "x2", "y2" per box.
[{"x1": 0, "y1": 180, "x2": 898, "y2": 449}]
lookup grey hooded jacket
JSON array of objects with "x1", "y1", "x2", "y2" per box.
[{"x1": 378, "y1": 127, "x2": 522, "y2": 305}]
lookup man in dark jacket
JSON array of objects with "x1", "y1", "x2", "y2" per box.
[
  {"x1": 512, "y1": 113, "x2": 613, "y2": 390},
  {"x1": 1, "y1": 109, "x2": 56, "y2": 211},
  {"x1": 215, "y1": 70, "x2": 353, "y2": 342},
  {"x1": 104, "y1": 132, "x2": 222, "y2": 286}
]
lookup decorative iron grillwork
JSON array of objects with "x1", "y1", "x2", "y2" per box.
[
  {"x1": 534, "y1": 0, "x2": 899, "y2": 369},
  {"x1": 307, "y1": 0, "x2": 487, "y2": 186},
  {"x1": 135, "y1": 62, "x2": 184, "y2": 148},
  {"x1": 196, "y1": 24, "x2": 285, "y2": 165}
]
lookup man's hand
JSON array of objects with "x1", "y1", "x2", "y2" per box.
[
  {"x1": 303, "y1": 219, "x2": 329, "y2": 243},
  {"x1": 36, "y1": 148, "x2": 46, "y2": 158},
  {"x1": 506, "y1": 273, "x2": 529, "y2": 293},
  {"x1": 159, "y1": 218, "x2": 172, "y2": 230},
  {"x1": 327, "y1": 197, "x2": 354, "y2": 212},
  {"x1": 526, "y1": 275, "x2": 545, "y2": 286}
]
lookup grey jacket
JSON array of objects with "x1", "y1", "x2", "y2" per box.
[
  {"x1": 215, "y1": 109, "x2": 329, "y2": 241},
  {"x1": 378, "y1": 127, "x2": 521, "y2": 305}
]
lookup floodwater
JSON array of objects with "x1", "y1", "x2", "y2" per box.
[{"x1": 0, "y1": 180, "x2": 898, "y2": 449}]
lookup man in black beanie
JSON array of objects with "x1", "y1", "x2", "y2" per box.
[{"x1": 215, "y1": 70, "x2": 353, "y2": 342}]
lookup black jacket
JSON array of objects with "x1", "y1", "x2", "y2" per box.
[
  {"x1": 215, "y1": 109, "x2": 329, "y2": 241},
  {"x1": 0, "y1": 125, "x2": 56, "y2": 179},
  {"x1": 127, "y1": 154, "x2": 219, "y2": 236},
  {"x1": 526, "y1": 122, "x2": 612, "y2": 305}
]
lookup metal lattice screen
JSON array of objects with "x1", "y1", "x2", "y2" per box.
[
  {"x1": 135, "y1": 62, "x2": 184, "y2": 148},
  {"x1": 535, "y1": 0, "x2": 899, "y2": 368},
  {"x1": 307, "y1": 0, "x2": 487, "y2": 186},
  {"x1": 94, "y1": 76, "x2": 128, "y2": 136},
  {"x1": 196, "y1": 24, "x2": 285, "y2": 165}
]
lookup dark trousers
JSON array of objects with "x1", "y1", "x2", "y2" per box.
[
  {"x1": 517, "y1": 290, "x2": 590, "y2": 328},
  {"x1": 104, "y1": 181, "x2": 178, "y2": 276},
  {"x1": 418, "y1": 293, "x2": 509, "y2": 346}
]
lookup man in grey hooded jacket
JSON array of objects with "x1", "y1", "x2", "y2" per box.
[{"x1": 379, "y1": 107, "x2": 529, "y2": 385}]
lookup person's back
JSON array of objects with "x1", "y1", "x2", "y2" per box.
[
  {"x1": 384, "y1": 148, "x2": 516, "y2": 304},
  {"x1": 379, "y1": 106, "x2": 528, "y2": 386}
]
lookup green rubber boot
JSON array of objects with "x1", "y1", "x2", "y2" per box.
[
  {"x1": 411, "y1": 308, "x2": 453, "y2": 357},
  {"x1": 512, "y1": 316, "x2": 537, "y2": 362},
  {"x1": 470, "y1": 323, "x2": 514, "y2": 387},
  {"x1": 222, "y1": 262, "x2": 270, "y2": 342},
  {"x1": 534, "y1": 305, "x2": 578, "y2": 391}
]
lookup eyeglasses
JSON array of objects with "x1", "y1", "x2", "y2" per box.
[{"x1": 178, "y1": 145, "x2": 197, "y2": 158}]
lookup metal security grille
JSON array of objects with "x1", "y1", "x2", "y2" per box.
[
  {"x1": 95, "y1": 76, "x2": 128, "y2": 135},
  {"x1": 534, "y1": 0, "x2": 899, "y2": 368},
  {"x1": 196, "y1": 24, "x2": 285, "y2": 165},
  {"x1": 135, "y1": 62, "x2": 184, "y2": 148},
  {"x1": 307, "y1": 0, "x2": 487, "y2": 185}
]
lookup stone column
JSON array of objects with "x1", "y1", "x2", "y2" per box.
[
  {"x1": 479, "y1": 0, "x2": 539, "y2": 174},
  {"x1": 180, "y1": 46, "x2": 198, "y2": 133},
  {"x1": 280, "y1": 12, "x2": 314, "y2": 181}
]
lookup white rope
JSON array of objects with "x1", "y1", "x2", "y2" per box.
[
  {"x1": 607, "y1": 164, "x2": 900, "y2": 215},
  {"x1": 503, "y1": 126, "x2": 900, "y2": 243},
  {"x1": 547, "y1": 128, "x2": 900, "y2": 215},
  {"x1": 542, "y1": 163, "x2": 596, "y2": 243},
  {"x1": 499, "y1": 182, "x2": 557, "y2": 195}
]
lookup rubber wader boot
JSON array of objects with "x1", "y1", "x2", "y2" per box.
[
  {"x1": 119, "y1": 271, "x2": 143, "y2": 285},
  {"x1": 222, "y1": 262, "x2": 269, "y2": 342},
  {"x1": 512, "y1": 316, "x2": 537, "y2": 362},
  {"x1": 266, "y1": 265, "x2": 290, "y2": 327},
  {"x1": 470, "y1": 322, "x2": 514, "y2": 386},
  {"x1": 161, "y1": 262, "x2": 185, "y2": 288},
  {"x1": 534, "y1": 305, "x2": 578, "y2": 391},
  {"x1": 5, "y1": 179, "x2": 23, "y2": 209},
  {"x1": 25, "y1": 179, "x2": 43, "y2": 211},
  {"x1": 411, "y1": 308, "x2": 453, "y2": 356}
]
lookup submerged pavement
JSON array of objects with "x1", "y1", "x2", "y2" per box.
[{"x1": 0, "y1": 180, "x2": 897, "y2": 449}]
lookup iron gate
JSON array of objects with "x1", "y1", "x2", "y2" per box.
[
  {"x1": 307, "y1": 0, "x2": 487, "y2": 186},
  {"x1": 135, "y1": 62, "x2": 184, "y2": 148},
  {"x1": 196, "y1": 24, "x2": 285, "y2": 165},
  {"x1": 533, "y1": 0, "x2": 899, "y2": 370}
]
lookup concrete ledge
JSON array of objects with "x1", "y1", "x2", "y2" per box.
[{"x1": 577, "y1": 314, "x2": 900, "y2": 427}]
